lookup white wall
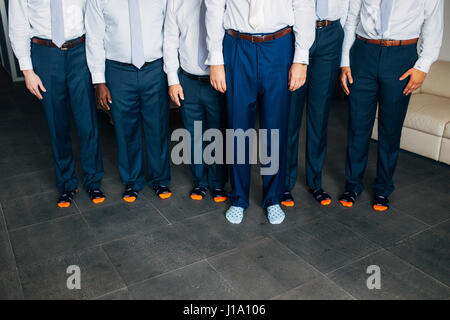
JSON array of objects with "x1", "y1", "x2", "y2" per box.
[{"x1": 439, "y1": 1, "x2": 450, "y2": 61}]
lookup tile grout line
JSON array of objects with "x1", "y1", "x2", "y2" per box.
[
  {"x1": 268, "y1": 235, "x2": 358, "y2": 301},
  {"x1": 91, "y1": 286, "x2": 129, "y2": 300},
  {"x1": 0, "y1": 201, "x2": 25, "y2": 298},
  {"x1": 126, "y1": 259, "x2": 208, "y2": 289},
  {"x1": 205, "y1": 259, "x2": 244, "y2": 298}
]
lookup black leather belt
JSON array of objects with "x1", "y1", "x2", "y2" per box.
[
  {"x1": 181, "y1": 69, "x2": 210, "y2": 83},
  {"x1": 316, "y1": 19, "x2": 340, "y2": 29},
  {"x1": 112, "y1": 57, "x2": 162, "y2": 68}
]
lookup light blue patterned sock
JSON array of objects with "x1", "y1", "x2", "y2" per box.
[
  {"x1": 225, "y1": 206, "x2": 245, "y2": 224},
  {"x1": 267, "y1": 205, "x2": 285, "y2": 225}
]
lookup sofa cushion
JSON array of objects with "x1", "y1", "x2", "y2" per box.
[
  {"x1": 402, "y1": 94, "x2": 450, "y2": 137},
  {"x1": 444, "y1": 123, "x2": 450, "y2": 139},
  {"x1": 439, "y1": 138, "x2": 450, "y2": 165},
  {"x1": 421, "y1": 61, "x2": 450, "y2": 99},
  {"x1": 372, "y1": 119, "x2": 442, "y2": 161}
]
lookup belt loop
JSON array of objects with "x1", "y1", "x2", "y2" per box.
[
  {"x1": 400, "y1": 40, "x2": 402, "y2": 46},
  {"x1": 237, "y1": 31, "x2": 241, "y2": 40}
]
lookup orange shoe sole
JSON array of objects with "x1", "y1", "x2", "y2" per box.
[
  {"x1": 339, "y1": 200, "x2": 353, "y2": 208},
  {"x1": 159, "y1": 192, "x2": 172, "y2": 200},
  {"x1": 281, "y1": 200, "x2": 294, "y2": 207},
  {"x1": 321, "y1": 199, "x2": 332, "y2": 206},
  {"x1": 92, "y1": 197, "x2": 105, "y2": 204},
  {"x1": 123, "y1": 196, "x2": 136, "y2": 203},
  {"x1": 190, "y1": 194, "x2": 203, "y2": 201},
  {"x1": 57, "y1": 202, "x2": 71, "y2": 208},
  {"x1": 213, "y1": 196, "x2": 227, "y2": 203},
  {"x1": 373, "y1": 205, "x2": 388, "y2": 212}
]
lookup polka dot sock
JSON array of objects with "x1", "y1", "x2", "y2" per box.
[
  {"x1": 225, "y1": 206, "x2": 245, "y2": 224},
  {"x1": 267, "y1": 205, "x2": 285, "y2": 225}
]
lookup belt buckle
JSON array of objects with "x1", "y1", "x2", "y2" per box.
[
  {"x1": 317, "y1": 20, "x2": 327, "y2": 29},
  {"x1": 60, "y1": 43, "x2": 69, "y2": 50},
  {"x1": 251, "y1": 35, "x2": 259, "y2": 43}
]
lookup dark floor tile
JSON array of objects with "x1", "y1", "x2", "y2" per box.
[
  {"x1": 273, "y1": 218, "x2": 380, "y2": 273},
  {"x1": 175, "y1": 209, "x2": 269, "y2": 258},
  {"x1": 208, "y1": 238, "x2": 322, "y2": 299},
  {"x1": 387, "y1": 221, "x2": 450, "y2": 287},
  {"x1": 0, "y1": 209, "x2": 6, "y2": 232},
  {"x1": 102, "y1": 225, "x2": 203, "y2": 285},
  {"x1": 328, "y1": 250, "x2": 450, "y2": 299},
  {"x1": 128, "y1": 261, "x2": 240, "y2": 300},
  {"x1": 143, "y1": 184, "x2": 228, "y2": 223},
  {"x1": 328, "y1": 202, "x2": 428, "y2": 247},
  {"x1": 95, "y1": 288, "x2": 131, "y2": 300},
  {"x1": 9, "y1": 214, "x2": 98, "y2": 266},
  {"x1": 390, "y1": 184, "x2": 450, "y2": 225},
  {"x1": 2, "y1": 192, "x2": 78, "y2": 230},
  {"x1": 272, "y1": 275, "x2": 354, "y2": 300},
  {"x1": 82, "y1": 202, "x2": 169, "y2": 244},
  {"x1": 0, "y1": 231, "x2": 17, "y2": 273},
  {"x1": 0, "y1": 269, "x2": 24, "y2": 300},
  {"x1": 18, "y1": 247, "x2": 125, "y2": 300},
  {"x1": 396, "y1": 151, "x2": 444, "y2": 178},
  {"x1": 0, "y1": 152, "x2": 53, "y2": 179},
  {"x1": 0, "y1": 170, "x2": 57, "y2": 202},
  {"x1": 0, "y1": 133, "x2": 51, "y2": 158}
]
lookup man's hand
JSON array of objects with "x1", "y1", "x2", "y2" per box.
[
  {"x1": 400, "y1": 68, "x2": 427, "y2": 96},
  {"x1": 340, "y1": 67, "x2": 353, "y2": 95},
  {"x1": 168, "y1": 84, "x2": 184, "y2": 107},
  {"x1": 210, "y1": 65, "x2": 227, "y2": 93},
  {"x1": 288, "y1": 63, "x2": 307, "y2": 92},
  {"x1": 23, "y1": 70, "x2": 46, "y2": 100},
  {"x1": 95, "y1": 83, "x2": 112, "y2": 111}
]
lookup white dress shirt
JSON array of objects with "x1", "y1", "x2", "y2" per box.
[
  {"x1": 8, "y1": 0, "x2": 86, "y2": 71},
  {"x1": 316, "y1": 0, "x2": 350, "y2": 26},
  {"x1": 205, "y1": 0, "x2": 316, "y2": 66},
  {"x1": 85, "y1": 0, "x2": 167, "y2": 84},
  {"x1": 341, "y1": 0, "x2": 444, "y2": 73},
  {"x1": 164, "y1": 0, "x2": 208, "y2": 86}
]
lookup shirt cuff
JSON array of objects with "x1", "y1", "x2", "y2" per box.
[
  {"x1": 18, "y1": 57, "x2": 33, "y2": 71},
  {"x1": 91, "y1": 72, "x2": 106, "y2": 84},
  {"x1": 167, "y1": 71, "x2": 180, "y2": 86},
  {"x1": 206, "y1": 50, "x2": 224, "y2": 66},
  {"x1": 293, "y1": 48, "x2": 309, "y2": 65},
  {"x1": 414, "y1": 57, "x2": 432, "y2": 74},
  {"x1": 340, "y1": 54, "x2": 350, "y2": 67}
]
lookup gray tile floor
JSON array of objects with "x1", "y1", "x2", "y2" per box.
[{"x1": 0, "y1": 70, "x2": 449, "y2": 300}]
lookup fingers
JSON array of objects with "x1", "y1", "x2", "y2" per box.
[
  {"x1": 347, "y1": 72, "x2": 353, "y2": 86},
  {"x1": 29, "y1": 86, "x2": 43, "y2": 100},
  {"x1": 399, "y1": 70, "x2": 412, "y2": 81},
  {"x1": 403, "y1": 78, "x2": 422, "y2": 96},
  {"x1": 171, "y1": 92, "x2": 181, "y2": 107},
  {"x1": 341, "y1": 73, "x2": 350, "y2": 96},
  {"x1": 106, "y1": 90, "x2": 112, "y2": 105},
  {"x1": 179, "y1": 88, "x2": 185, "y2": 101},
  {"x1": 97, "y1": 93, "x2": 110, "y2": 111},
  {"x1": 99, "y1": 96, "x2": 109, "y2": 111},
  {"x1": 211, "y1": 79, "x2": 226, "y2": 93},
  {"x1": 289, "y1": 79, "x2": 298, "y2": 92},
  {"x1": 37, "y1": 80, "x2": 47, "y2": 93}
]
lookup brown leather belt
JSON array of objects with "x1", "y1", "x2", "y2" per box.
[
  {"x1": 31, "y1": 35, "x2": 85, "y2": 50},
  {"x1": 357, "y1": 35, "x2": 419, "y2": 47},
  {"x1": 316, "y1": 19, "x2": 339, "y2": 29},
  {"x1": 227, "y1": 27, "x2": 292, "y2": 43}
]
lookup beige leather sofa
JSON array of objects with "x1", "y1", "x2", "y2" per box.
[{"x1": 372, "y1": 61, "x2": 450, "y2": 165}]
